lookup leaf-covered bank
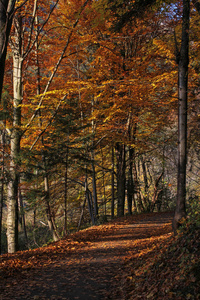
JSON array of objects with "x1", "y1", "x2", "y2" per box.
[{"x1": 117, "y1": 212, "x2": 200, "y2": 300}]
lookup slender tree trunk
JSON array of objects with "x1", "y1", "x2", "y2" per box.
[
  {"x1": 116, "y1": 143, "x2": 126, "y2": 217},
  {"x1": 91, "y1": 151, "x2": 98, "y2": 219},
  {"x1": 111, "y1": 146, "x2": 115, "y2": 219},
  {"x1": 150, "y1": 172, "x2": 163, "y2": 212},
  {"x1": 64, "y1": 152, "x2": 68, "y2": 235},
  {"x1": 91, "y1": 97, "x2": 98, "y2": 219},
  {"x1": 0, "y1": 177, "x2": 4, "y2": 254},
  {"x1": 130, "y1": 123, "x2": 138, "y2": 213},
  {"x1": 77, "y1": 197, "x2": 86, "y2": 231},
  {"x1": 127, "y1": 146, "x2": 134, "y2": 215},
  {"x1": 100, "y1": 146, "x2": 107, "y2": 218},
  {"x1": 141, "y1": 156, "x2": 150, "y2": 211},
  {"x1": 133, "y1": 159, "x2": 143, "y2": 212},
  {"x1": 33, "y1": 208, "x2": 36, "y2": 227},
  {"x1": 41, "y1": 150, "x2": 59, "y2": 241},
  {"x1": 173, "y1": 0, "x2": 190, "y2": 233},
  {"x1": 0, "y1": 128, "x2": 5, "y2": 254},
  {"x1": 18, "y1": 186, "x2": 28, "y2": 247},
  {"x1": 0, "y1": 0, "x2": 15, "y2": 100},
  {"x1": 43, "y1": 160, "x2": 59, "y2": 241},
  {"x1": 85, "y1": 173, "x2": 95, "y2": 225}
]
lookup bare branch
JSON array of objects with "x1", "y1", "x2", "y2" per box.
[
  {"x1": 24, "y1": 0, "x2": 60, "y2": 59},
  {"x1": 24, "y1": 0, "x2": 90, "y2": 131},
  {"x1": 24, "y1": 0, "x2": 38, "y2": 54},
  {"x1": 192, "y1": 0, "x2": 200, "y2": 14}
]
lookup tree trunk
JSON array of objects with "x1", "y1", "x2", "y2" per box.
[
  {"x1": 173, "y1": 0, "x2": 190, "y2": 234},
  {"x1": 0, "y1": 0, "x2": 15, "y2": 100},
  {"x1": 64, "y1": 152, "x2": 68, "y2": 235},
  {"x1": 91, "y1": 151, "x2": 98, "y2": 219},
  {"x1": 91, "y1": 97, "x2": 98, "y2": 219},
  {"x1": 111, "y1": 146, "x2": 115, "y2": 219},
  {"x1": 0, "y1": 177, "x2": 4, "y2": 254},
  {"x1": 0, "y1": 128, "x2": 5, "y2": 254},
  {"x1": 141, "y1": 156, "x2": 150, "y2": 211},
  {"x1": 18, "y1": 186, "x2": 28, "y2": 248},
  {"x1": 43, "y1": 156, "x2": 59, "y2": 242},
  {"x1": 127, "y1": 146, "x2": 134, "y2": 215},
  {"x1": 85, "y1": 174, "x2": 95, "y2": 225},
  {"x1": 7, "y1": 169, "x2": 19, "y2": 253},
  {"x1": 129, "y1": 123, "x2": 138, "y2": 213},
  {"x1": 116, "y1": 143, "x2": 126, "y2": 217},
  {"x1": 150, "y1": 172, "x2": 163, "y2": 212},
  {"x1": 100, "y1": 146, "x2": 107, "y2": 218},
  {"x1": 77, "y1": 197, "x2": 86, "y2": 231},
  {"x1": 132, "y1": 159, "x2": 143, "y2": 212},
  {"x1": 7, "y1": 18, "x2": 23, "y2": 253}
]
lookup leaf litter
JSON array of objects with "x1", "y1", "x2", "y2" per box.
[{"x1": 0, "y1": 211, "x2": 199, "y2": 300}]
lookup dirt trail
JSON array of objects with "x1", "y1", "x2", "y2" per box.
[{"x1": 0, "y1": 212, "x2": 173, "y2": 300}]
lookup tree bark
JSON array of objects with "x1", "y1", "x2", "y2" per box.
[
  {"x1": 0, "y1": 128, "x2": 5, "y2": 254},
  {"x1": 150, "y1": 172, "x2": 163, "y2": 212},
  {"x1": 133, "y1": 159, "x2": 143, "y2": 212},
  {"x1": 85, "y1": 174, "x2": 95, "y2": 225},
  {"x1": 116, "y1": 143, "x2": 126, "y2": 217},
  {"x1": 141, "y1": 156, "x2": 150, "y2": 211},
  {"x1": 7, "y1": 15, "x2": 22, "y2": 253},
  {"x1": 18, "y1": 186, "x2": 28, "y2": 248},
  {"x1": 111, "y1": 146, "x2": 115, "y2": 219},
  {"x1": 127, "y1": 146, "x2": 134, "y2": 215},
  {"x1": 64, "y1": 152, "x2": 68, "y2": 235},
  {"x1": 77, "y1": 197, "x2": 86, "y2": 231},
  {"x1": 91, "y1": 97, "x2": 98, "y2": 219},
  {"x1": 0, "y1": 0, "x2": 15, "y2": 101},
  {"x1": 100, "y1": 146, "x2": 107, "y2": 218},
  {"x1": 91, "y1": 151, "x2": 98, "y2": 219},
  {"x1": 43, "y1": 165, "x2": 59, "y2": 242},
  {"x1": 173, "y1": 0, "x2": 190, "y2": 234}
]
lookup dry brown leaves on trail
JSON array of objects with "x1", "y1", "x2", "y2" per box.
[{"x1": 0, "y1": 211, "x2": 173, "y2": 300}]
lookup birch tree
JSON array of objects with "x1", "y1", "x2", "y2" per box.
[
  {"x1": 7, "y1": 2, "x2": 37, "y2": 254},
  {"x1": 7, "y1": 0, "x2": 59, "y2": 253}
]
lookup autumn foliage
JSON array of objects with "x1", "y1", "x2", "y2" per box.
[{"x1": 0, "y1": 0, "x2": 199, "y2": 266}]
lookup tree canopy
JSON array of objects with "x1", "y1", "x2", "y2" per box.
[{"x1": 0, "y1": 0, "x2": 199, "y2": 254}]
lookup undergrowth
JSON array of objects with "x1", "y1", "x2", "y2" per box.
[{"x1": 120, "y1": 199, "x2": 200, "y2": 300}]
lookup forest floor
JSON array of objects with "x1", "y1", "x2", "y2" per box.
[{"x1": 0, "y1": 211, "x2": 199, "y2": 300}]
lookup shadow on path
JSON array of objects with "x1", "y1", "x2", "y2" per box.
[{"x1": 1, "y1": 212, "x2": 173, "y2": 300}]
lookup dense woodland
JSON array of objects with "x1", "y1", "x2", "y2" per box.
[{"x1": 0, "y1": 0, "x2": 199, "y2": 254}]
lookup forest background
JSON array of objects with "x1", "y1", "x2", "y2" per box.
[{"x1": 0, "y1": 0, "x2": 199, "y2": 254}]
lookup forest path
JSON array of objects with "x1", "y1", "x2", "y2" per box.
[{"x1": 0, "y1": 211, "x2": 173, "y2": 300}]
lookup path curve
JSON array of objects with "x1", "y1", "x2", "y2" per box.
[{"x1": 1, "y1": 211, "x2": 173, "y2": 300}]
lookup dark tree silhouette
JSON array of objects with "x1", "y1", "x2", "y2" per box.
[
  {"x1": 173, "y1": 0, "x2": 190, "y2": 233},
  {"x1": 0, "y1": 0, "x2": 15, "y2": 101}
]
